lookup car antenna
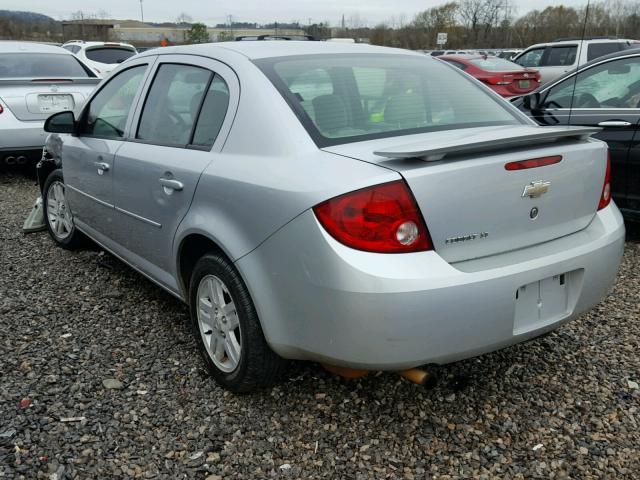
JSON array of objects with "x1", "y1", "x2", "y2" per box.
[{"x1": 567, "y1": 0, "x2": 590, "y2": 126}]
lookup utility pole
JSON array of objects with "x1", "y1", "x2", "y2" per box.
[{"x1": 140, "y1": 0, "x2": 144, "y2": 23}]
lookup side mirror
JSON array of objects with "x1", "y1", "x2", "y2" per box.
[
  {"x1": 523, "y1": 92, "x2": 541, "y2": 111},
  {"x1": 44, "y1": 111, "x2": 76, "y2": 134}
]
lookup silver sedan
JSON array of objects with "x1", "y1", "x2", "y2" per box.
[
  {"x1": 0, "y1": 42, "x2": 99, "y2": 167},
  {"x1": 40, "y1": 41, "x2": 625, "y2": 392}
]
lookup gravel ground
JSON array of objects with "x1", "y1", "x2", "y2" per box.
[{"x1": 1, "y1": 171, "x2": 639, "y2": 479}]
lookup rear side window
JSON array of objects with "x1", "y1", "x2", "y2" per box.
[
  {"x1": 515, "y1": 48, "x2": 544, "y2": 67},
  {"x1": 0, "y1": 53, "x2": 93, "y2": 78},
  {"x1": 137, "y1": 64, "x2": 212, "y2": 146},
  {"x1": 85, "y1": 47, "x2": 136, "y2": 64},
  {"x1": 546, "y1": 46, "x2": 577, "y2": 66},
  {"x1": 587, "y1": 43, "x2": 622, "y2": 61},
  {"x1": 257, "y1": 54, "x2": 521, "y2": 147},
  {"x1": 192, "y1": 76, "x2": 230, "y2": 148}
]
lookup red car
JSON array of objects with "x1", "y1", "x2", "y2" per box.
[{"x1": 439, "y1": 55, "x2": 541, "y2": 98}]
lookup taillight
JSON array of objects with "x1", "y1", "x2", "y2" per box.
[
  {"x1": 0, "y1": 104, "x2": 3, "y2": 114},
  {"x1": 598, "y1": 151, "x2": 612, "y2": 210},
  {"x1": 313, "y1": 180, "x2": 432, "y2": 253}
]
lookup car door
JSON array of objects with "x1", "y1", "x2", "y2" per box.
[
  {"x1": 627, "y1": 120, "x2": 640, "y2": 217},
  {"x1": 533, "y1": 54, "x2": 640, "y2": 211},
  {"x1": 63, "y1": 59, "x2": 152, "y2": 238},
  {"x1": 110, "y1": 55, "x2": 237, "y2": 288}
]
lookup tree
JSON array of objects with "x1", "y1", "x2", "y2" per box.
[
  {"x1": 187, "y1": 23, "x2": 209, "y2": 44},
  {"x1": 176, "y1": 13, "x2": 193, "y2": 26}
]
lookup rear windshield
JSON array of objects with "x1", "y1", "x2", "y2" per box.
[
  {"x1": 469, "y1": 57, "x2": 524, "y2": 71},
  {"x1": 85, "y1": 47, "x2": 136, "y2": 65},
  {"x1": 0, "y1": 53, "x2": 94, "y2": 78},
  {"x1": 256, "y1": 54, "x2": 521, "y2": 147}
]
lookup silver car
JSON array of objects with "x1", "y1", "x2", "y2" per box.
[
  {"x1": 0, "y1": 42, "x2": 99, "y2": 167},
  {"x1": 40, "y1": 42, "x2": 625, "y2": 392}
]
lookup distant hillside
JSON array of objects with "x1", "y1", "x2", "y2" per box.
[
  {"x1": 0, "y1": 10, "x2": 57, "y2": 24},
  {"x1": 0, "y1": 10, "x2": 62, "y2": 41}
]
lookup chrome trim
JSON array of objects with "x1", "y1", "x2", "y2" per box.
[
  {"x1": 522, "y1": 180, "x2": 551, "y2": 198},
  {"x1": 66, "y1": 184, "x2": 114, "y2": 208},
  {"x1": 74, "y1": 222, "x2": 185, "y2": 301},
  {"x1": 544, "y1": 108, "x2": 640, "y2": 112},
  {"x1": 115, "y1": 206, "x2": 162, "y2": 228}
]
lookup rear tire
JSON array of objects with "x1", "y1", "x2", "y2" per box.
[
  {"x1": 188, "y1": 253, "x2": 286, "y2": 393},
  {"x1": 42, "y1": 169, "x2": 85, "y2": 250}
]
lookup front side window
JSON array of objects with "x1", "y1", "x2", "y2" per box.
[
  {"x1": 82, "y1": 65, "x2": 146, "y2": 138},
  {"x1": 85, "y1": 47, "x2": 137, "y2": 65},
  {"x1": 256, "y1": 54, "x2": 520, "y2": 146},
  {"x1": 545, "y1": 46, "x2": 577, "y2": 66},
  {"x1": 543, "y1": 57, "x2": 640, "y2": 109},
  {"x1": 515, "y1": 48, "x2": 544, "y2": 68}
]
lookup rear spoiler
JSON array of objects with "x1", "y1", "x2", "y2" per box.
[
  {"x1": 0, "y1": 78, "x2": 101, "y2": 86},
  {"x1": 374, "y1": 125, "x2": 601, "y2": 161}
]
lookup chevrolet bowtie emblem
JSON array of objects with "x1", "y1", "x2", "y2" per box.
[{"x1": 522, "y1": 180, "x2": 550, "y2": 198}]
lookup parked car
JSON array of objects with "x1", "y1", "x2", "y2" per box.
[
  {"x1": 0, "y1": 42, "x2": 100, "y2": 167},
  {"x1": 512, "y1": 48, "x2": 640, "y2": 222},
  {"x1": 497, "y1": 49, "x2": 522, "y2": 60},
  {"x1": 439, "y1": 54, "x2": 541, "y2": 97},
  {"x1": 513, "y1": 38, "x2": 639, "y2": 84},
  {"x1": 39, "y1": 42, "x2": 624, "y2": 392},
  {"x1": 62, "y1": 41, "x2": 138, "y2": 77}
]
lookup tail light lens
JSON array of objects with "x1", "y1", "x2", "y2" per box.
[
  {"x1": 0, "y1": 104, "x2": 3, "y2": 114},
  {"x1": 598, "y1": 151, "x2": 612, "y2": 210},
  {"x1": 313, "y1": 180, "x2": 432, "y2": 253}
]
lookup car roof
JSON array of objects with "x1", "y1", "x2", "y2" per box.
[
  {"x1": 525, "y1": 38, "x2": 637, "y2": 49},
  {"x1": 0, "y1": 41, "x2": 72, "y2": 54},
  {"x1": 140, "y1": 41, "x2": 424, "y2": 60},
  {"x1": 65, "y1": 41, "x2": 135, "y2": 48}
]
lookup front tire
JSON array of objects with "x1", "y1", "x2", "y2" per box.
[
  {"x1": 189, "y1": 253, "x2": 286, "y2": 393},
  {"x1": 42, "y1": 169, "x2": 85, "y2": 250}
]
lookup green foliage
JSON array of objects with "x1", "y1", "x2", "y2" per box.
[{"x1": 187, "y1": 22, "x2": 210, "y2": 44}]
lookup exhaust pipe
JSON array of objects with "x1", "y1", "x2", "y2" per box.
[
  {"x1": 4, "y1": 156, "x2": 16, "y2": 165},
  {"x1": 321, "y1": 364, "x2": 437, "y2": 388},
  {"x1": 16, "y1": 156, "x2": 27, "y2": 165},
  {"x1": 399, "y1": 368, "x2": 437, "y2": 388}
]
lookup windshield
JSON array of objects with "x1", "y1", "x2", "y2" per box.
[
  {"x1": 0, "y1": 53, "x2": 93, "y2": 78},
  {"x1": 256, "y1": 54, "x2": 521, "y2": 146},
  {"x1": 85, "y1": 47, "x2": 136, "y2": 65},
  {"x1": 469, "y1": 57, "x2": 524, "y2": 71}
]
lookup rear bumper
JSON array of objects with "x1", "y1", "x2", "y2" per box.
[
  {"x1": 0, "y1": 117, "x2": 46, "y2": 152},
  {"x1": 237, "y1": 204, "x2": 625, "y2": 370}
]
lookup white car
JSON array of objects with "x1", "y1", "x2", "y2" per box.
[
  {"x1": 513, "y1": 38, "x2": 639, "y2": 84},
  {"x1": 0, "y1": 42, "x2": 99, "y2": 166},
  {"x1": 62, "y1": 41, "x2": 138, "y2": 77}
]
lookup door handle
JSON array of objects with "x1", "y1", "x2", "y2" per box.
[
  {"x1": 93, "y1": 162, "x2": 110, "y2": 174},
  {"x1": 159, "y1": 178, "x2": 184, "y2": 192},
  {"x1": 597, "y1": 121, "x2": 632, "y2": 127}
]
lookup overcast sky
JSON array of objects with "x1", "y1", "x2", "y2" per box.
[{"x1": 0, "y1": 0, "x2": 590, "y2": 26}]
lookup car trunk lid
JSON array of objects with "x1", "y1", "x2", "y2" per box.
[
  {"x1": 322, "y1": 125, "x2": 607, "y2": 263},
  {"x1": 0, "y1": 78, "x2": 99, "y2": 121}
]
